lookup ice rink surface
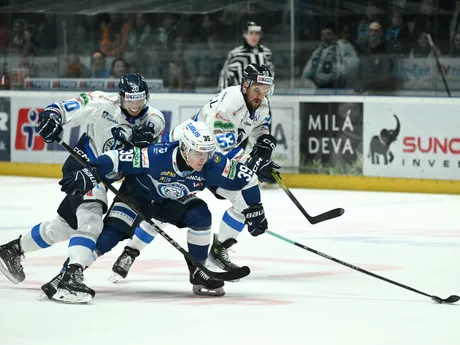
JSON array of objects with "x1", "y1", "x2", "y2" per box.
[{"x1": 0, "y1": 176, "x2": 459, "y2": 345}]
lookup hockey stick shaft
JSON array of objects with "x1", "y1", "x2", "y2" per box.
[
  {"x1": 57, "y1": 139, "x2": 249, "y2": 281},
  {"x1": 271, "y1": 171, "x2": 344, "y2": 224},
  {"x1": 266, "y1": 230, "x2": 459, "y2": 303},
  {"x1": 427, "y1": 34, "x2": 451, "y2": 97}
]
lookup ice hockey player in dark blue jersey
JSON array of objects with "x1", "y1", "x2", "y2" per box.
[{"x1": 47, "y1": 120, "x2": 268, "y2": 302}]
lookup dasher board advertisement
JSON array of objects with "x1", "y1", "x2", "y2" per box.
[{"x1": 363, "y1": 102, "x2": 460, "y2": 180}]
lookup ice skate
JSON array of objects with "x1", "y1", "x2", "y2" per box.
[
  {"x1": 53, "y1": 264, "x2": 95, "y2": 304},
  {"x1": 210, "y1": 233, "x2": 240, "y2": 271},
  {"x1": 39, "y1": 271, "x2": 65, "y2": 300},
  {"x1": 0, "y1": 236, "x2": 25, "y2": 284},
  {"x1": 109, "y1": 246, "x2": 139, "y2": 283},
  {"x1": 188, "y1": 263, "x2": 225, "y2": 297}
]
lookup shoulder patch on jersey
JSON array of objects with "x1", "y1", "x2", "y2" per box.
[
  {"x1": 78, "y1": 93, "x2": 90, "y2": 107},
  {"x1": 233, "y1": 105, "x2": 245, "y2": 116},
  {"x1": 213, "y1": 154, "x2": 222, "y2": 163}
]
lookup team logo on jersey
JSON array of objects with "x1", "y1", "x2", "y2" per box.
[
  {"x1": 157, "y1": 182, "x2": 189, "y2": 199},
  {"x1": 102, "y1": 127, "x2": 128, "y2": 152},
  {"x1": 161, "y1": 171, "x2": 176, "y2": 177}
]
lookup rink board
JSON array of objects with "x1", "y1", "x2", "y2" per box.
[{"x1": 1, "y1": 91, "x2": 460, "y2": 194}]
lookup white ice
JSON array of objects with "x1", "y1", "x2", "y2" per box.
[{"x1": 0, "y1": 176, "x2": 459, "y2": 345}]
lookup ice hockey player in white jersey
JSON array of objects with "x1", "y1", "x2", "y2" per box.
[
  {"x1": 110, "y1": 64, "x2": 279, "y2": 278},
  {"x1": 0, "y1": 73, "x2": 165, "y2": 299}
]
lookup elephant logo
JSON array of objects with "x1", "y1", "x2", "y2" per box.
[{"x1": 368, "y1": 114, "x2": 400, "y2": 165}]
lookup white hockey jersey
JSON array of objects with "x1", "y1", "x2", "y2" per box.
[
  {"x1": 170, "y1": 86, "x2": 270, "y2": 157},
  {"x1": 48, "y1": 91, "x2": 165, "y2": 158}
]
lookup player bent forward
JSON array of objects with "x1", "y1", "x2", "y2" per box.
[{"x1": 41, "y1": 120, "x2": 268, "y2": 303}]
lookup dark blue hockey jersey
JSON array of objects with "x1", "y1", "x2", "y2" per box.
[{"x1": 95, "y1": 142, "x2": 261, "y2": 207}]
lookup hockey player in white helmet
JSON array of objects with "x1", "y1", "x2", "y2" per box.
[
  {"x1": 0, "y1": 73, "x2": 165, "y2": 300},
  {"x1": 108, "y1": 63, "x2": 279, "y2": 280},
  {"x1": 40, "y1": 120, "x2": 267, "y2": 302}
]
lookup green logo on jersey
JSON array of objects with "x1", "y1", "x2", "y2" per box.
[
  {"x1": 214, "y1": 121, "x2": 234, "y2": 130},
  {"x1": 80, "y1": 93, "x2": 90, "y2": 106},
  {"x1": 228, "y1": 160, "x2": 238, "y2": 180},
  {"x1": 213, "y1": 154, "x2": 221, "y2": 163},
  {"x1": 133, "y1": 147, "x2": 141, "y2": 168}
]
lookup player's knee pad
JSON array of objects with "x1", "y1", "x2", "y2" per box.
[
  {"x1": 44, "y1": 215, "x2": 77, "y2": 243},
  {"x1": 105, "y1": 201, "x2": 139, "y2": 236},
  {"x1": 75, "y1": 202, "x2": 104, "y2": 241},
  {"x1": 184, "y1": 202, "x2": 212, "y2": 230}
]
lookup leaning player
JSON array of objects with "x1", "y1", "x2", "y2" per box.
[
  {"x1": 42, "y1": 120, "x2": 269, "y2": 303},
  {"x1": 0, "y1": 73, "x2": 165, "y2": 299}
]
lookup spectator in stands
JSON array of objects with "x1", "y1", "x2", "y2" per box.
[
  {"x1": 63, "y1": 54, "x2": 90, "y2": 78},
  {"x1": 450, "y1": 32, "x2": 460, "y2": 56},
  {"x1": 7, "y1": 18, "x2": 27, "y2": 54},
  {"x1": 90, "y1": 50, "x2": 110, "y2": 78},
  {"x1": 449, "y1": 0, "x2": 460, "y2": 53},
  {"x1": 356, "y1": 5, "x2": 383, "y2": 48},
  {"x1": 414, "y1": 0, "x2": 449, "y2": 53},
  {"x1": 386, "y1": 10, "x2": 411, "y2": 55},
  {"x1": 109, "y1": 58, "x2": 128, "y2": 79},
  {"x1": 126, "y1": 13, "x2": 152, "y2": 52},
  {"x1": 410, "y1": 31, "x2": 441, "y2": 58},
  {"x1": 301, "y1": 23, "x2": 359, "y2": 90},
  {"x1": 166, "y1": 58, "x2": 195, "y2": 92},
  {"x1": 21, "y1": 27, "x2": 38, "y2": 57},
  {"x1": 100, "y1": 14, "x2": 131, "y2": 56},
  {"x1": 0, "y1": 15, "x2": 9, "y2": 53},
  {"x1": 355, "y1": 21, "x2": 395, "y2": 94},
  {"x1": 37, "y1": 14, "x2": 57, "y2": 54}
]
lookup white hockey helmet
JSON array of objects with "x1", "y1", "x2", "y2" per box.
[{"x1": 179, "y1": 120, "x2": 217, "y2": 163}]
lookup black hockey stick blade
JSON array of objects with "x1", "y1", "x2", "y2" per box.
[
  {"x1": 271, "y1": 171, "x2": 345, "y2": 224},
  {"x1": 431, "y1": 295, "x2": 460, "y2": 304},
  {"x1": 308, "y1": 207, "x2": 345, "y2": 224},
  {"x1": 202, "y1": 265, "x2": 251, "y2": 281},
  {"x1": 57, "y1": 139, "x2": 250, "y2": 282}
]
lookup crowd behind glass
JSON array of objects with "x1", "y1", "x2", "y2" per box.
[{"x1": 0, "y1": 0, "x2": 459, "y2": 95}]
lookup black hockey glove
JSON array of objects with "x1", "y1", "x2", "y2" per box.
[
  {"x1": 38, "y1": 108, "x2": 63, "y2": 143},
  {"x1": 59, "y1": 168, "x2": 101, "y2": 195},
  {"x1": 250, "y1": 134, "x2": 277, "y2": 160},
  {"x1": 130, "y1": 123, "x2": 156, "y2": 148},
  {"x1": 242, "y1": 203, "x2": 268, "y2": 237},
  {"x1": 246, "y1": 156, "x2": 280, "y2": 184}
]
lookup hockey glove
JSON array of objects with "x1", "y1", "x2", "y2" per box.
[
  {"x1": 242, "y1": 203, "x2": 268, "y2": 237},
  {"x1": 246, "y1": 156, "x2": 280, "y2": 184},
  {"x1": 38, "y1": 108, "x2": 63, "y2": 143},
  {"x1": 130, "y1": 123, "x2": 156, "y2": 148},
  {"x1": 250, "y1": 134, "x2": 277, "y2": 159},
  {"x1": 59, "y1": 168, "x2": 101, "y2": 195}
]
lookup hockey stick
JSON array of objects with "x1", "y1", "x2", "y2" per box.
[
  {"x1": 271, "y1": 171, "x2": 345, "y2": 224},
  {"x1": 57, "y1": 138, "x2": 250, "y2": 282},
  {"x1": 266, "y1": 230, "x2": 459, "y2": 304},
  {"x1": 427, "y1": 34, "x2": 451, "y2": 97}
]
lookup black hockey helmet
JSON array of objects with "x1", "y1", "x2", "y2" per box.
[
  {"x1": 118, "y1": 72, "x2": 149, "y2": 114},
  {"x1": 245, "y1": 21, "x2": 262, "y2": 33},
  {"x1": 242, "y1": 63, "x2": 274, "y2": 95},
  {"x1": 119, "y1": 72, "x2": 149, "y2": 101}
]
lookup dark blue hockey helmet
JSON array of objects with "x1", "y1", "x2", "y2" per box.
[
  {"x1": 118, "y1": 72, "x2": 149, "y2": 115},
  {"x1": 241, "y1": 63, "x2": 274, "y2": 96}
]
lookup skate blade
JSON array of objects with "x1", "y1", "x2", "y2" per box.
[
  {"x1": 192, "y1": 285, "x2": 225, "y2": 297},
  {"x1": 108, "y1": 272, "x2": 124, "y2": 283},
  {"x1": 52, "y1": 289, "x2": 93, "y2": 304},
  {"x1": 0, "y1": 259, "x2": 22, "y2": 284}
]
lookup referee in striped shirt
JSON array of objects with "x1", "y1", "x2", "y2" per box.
[{"x1": 218, "y1": 21, "x2": 275, "y2": 91}]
